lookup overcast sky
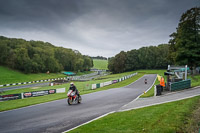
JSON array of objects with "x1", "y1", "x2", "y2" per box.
[{"x1": 0, "y1": 0, "x2": 199, "y2": 57}]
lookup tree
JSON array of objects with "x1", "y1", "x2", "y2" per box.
[
  {"x1": 83, "y1": 56, "x2": 93, "y2": 70},
  {"x1": 108, "y1": 57, "x2": 115, "y2": 72},
  {"x1": 125, "y1": 49, "x2": 139, "y2": 71},
  {"x1": 169, "y1": 7, "x2": 200, "y2": 74},
  {"x1": 112, "y1": 51, "x2": 127, "y2": 73}
]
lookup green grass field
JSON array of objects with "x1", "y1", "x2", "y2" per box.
[
  {"x1": 189, "y1": 74, "x2": 200, "y2": 87},
  {"x1": 92, "y1": 59, "x2": 108, "y2": 70},
  {"x1": 0, "y1": 66, "x2": 65, "y2": 85},
  {"x1": 69, "y1": 96, "x2": 200, "y2": 133}
]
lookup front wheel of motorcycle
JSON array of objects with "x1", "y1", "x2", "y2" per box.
[
  {"x1": 78, "y1": 96, "x2": 82, "y2": 103},
  {"x1": 68, "y1": 98, "x2": 72, "y2": 105}
]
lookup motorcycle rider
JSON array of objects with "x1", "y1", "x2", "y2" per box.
[
  {"x1": 69, "y1": 82, "x2": 80, "y2": 98},
  {"x1": 144, "y1": 79, "x2": 147, "y2": 84}
]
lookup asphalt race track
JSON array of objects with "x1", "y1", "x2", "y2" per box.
[{"x1": 0, "y1": 74, "x2": 157, "y2": 133}]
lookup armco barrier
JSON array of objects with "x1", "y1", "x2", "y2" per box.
[
  {"x1": 0, "y1": 77, "x2": 66, "y2": 87},
  {"x1": 100, "y1": 83, "x2": 104, "y2": 88},
  {"x1": 92, "y1": 84, "x2": 97, "y2": 90},
  {"x1": 170, "y1": 79, "x2": 191, "y2": 91},
  {"x1": 104, "y1": 81, "x2": 112, "y2": 86},
  {"x1": 96, "y1": 83, "x2": 100, "y2": 88},
  {"x1": 89, "y1": 72, "x2": 137, "y2": 90}
]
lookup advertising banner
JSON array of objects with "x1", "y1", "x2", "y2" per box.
[
  {"x1": 112, "y1": 80, "x2": 118, "y2": 84},
  {"x1": 23, "y1": 92, "x2": 32, "y2": 98},
  {"x1": 48, "y1": 89, "x2": 56, "y2": 94},
  {"x1": 56, "y1": 88, "x2": 65, "y2": 93},
  {"x1": 100, "y1": 83, "x2": 104, "y2": 87},
  {"x1": 103, "y1": 81, "x2": 112, "y2": 86},
  {"x1": 92, "y1": 84, "x2": 96, "y2": 90},
  {"x1": 0, "y1": 94, "x2": 22, "y2": 101},
  {"x1": 24, "y1": 89, "x2": 56, "y2": 98}
]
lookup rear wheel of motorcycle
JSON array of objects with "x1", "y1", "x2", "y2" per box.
[
  {"x1": 78, "y1": 96, "x2": 82, "y2": 103},
  {"x1": 68, "y1": 98, "x2": 72, "y2": 105}
]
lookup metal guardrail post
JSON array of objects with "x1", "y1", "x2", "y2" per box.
[{"x1": 185, "y1": 65, "x2": 187, "y2": 80}]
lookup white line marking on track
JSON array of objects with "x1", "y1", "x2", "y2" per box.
[
  {"x1": 119, "y1": 94, "x2": 200, "y2": 112},
  {"x1": 63, "y1": 111, "x2": 116, "y2": 133}
]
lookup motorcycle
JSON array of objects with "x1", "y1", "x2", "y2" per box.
[
  {"x1": 144, "y1": 79, "x2": 147, "y2": 84},
  {"x1": 67, "y1": 90, "x2": 82, "y2": 105}
]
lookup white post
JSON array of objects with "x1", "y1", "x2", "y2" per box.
[
  {"x1": 21, "y1": 93, "x2": 24, "y2": 99},
  {"x1": 168, "y1": 65, "x2": 170, "y2": 70},
  {"x1": 185, "y1": 65, "x2": 187, "y2": 80},
  {"x1": 154, "y1": 85, "x2": 157, "y2": 97}
]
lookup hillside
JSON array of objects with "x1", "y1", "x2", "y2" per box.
[
  {"x1": 0, "y1": 66, "x2": 64, "y2": 85},
  {"x1": 92, "y1": 59, "x2": 108, "y2": 70},
  {"x1": 0, "y1": 36, "x2": 93, "y2": 73}
]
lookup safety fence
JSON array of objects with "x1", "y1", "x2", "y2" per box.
[
  {"x1": 170, "y1": 79, "x2": 191, "y2": 91},
  {"x1": 0, "y1": 77, "x2": 66, "y2": 87},
  {"x1": 67, "y1": 72, "x2": 108, "y2": 81},
  {"x1": 0, "y1": 88, "x2": 65, "y2": 101},
  {"x1": 91, "y1": 72, "x2": 138, "y2": 90}
]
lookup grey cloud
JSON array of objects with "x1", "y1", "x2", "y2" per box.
[{"x1": 0, "y1": 0, "x2": 199, "y2": 57}]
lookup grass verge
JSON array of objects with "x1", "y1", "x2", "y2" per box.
[
  {"x1": 0, "y1": 66, "x2": 65, "y2": 85},
  {"x1": 0, "y1": 66, "x2": 95, "y2": 85},
  {"x1": 68, "y1": 96, "x2": 200, "y2": 133},
  {"x1": 189, "y1": 74, "x2": 200, "y2": 87}
]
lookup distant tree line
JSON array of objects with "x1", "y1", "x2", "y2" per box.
[
  {"x1": 91, "y1": 56, "x2": 107, "y2": 60},
  {"x1": 0, "y1": 36, "x2": 93, "y2": 73},
  {"x1": 108, "y1": 7, "x2": 200, "y2": 74},
  {"x1": 108, "y1": 44, "x2": 170, "y2": 73}
]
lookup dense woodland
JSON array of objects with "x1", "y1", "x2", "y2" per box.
[
  {"x1": 108, "y1": 44, "x2": 170, "y2": 73},
  {"x1": 0, "y1": 36, "x2": 93, "y2": 73},
  {"x1": 108, "y1": 7, "x2": 200, "y2": 74}
]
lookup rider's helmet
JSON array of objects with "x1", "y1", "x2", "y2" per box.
[{"x1": 70, "y1": 82, "x2": 74, "y2": 87}]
